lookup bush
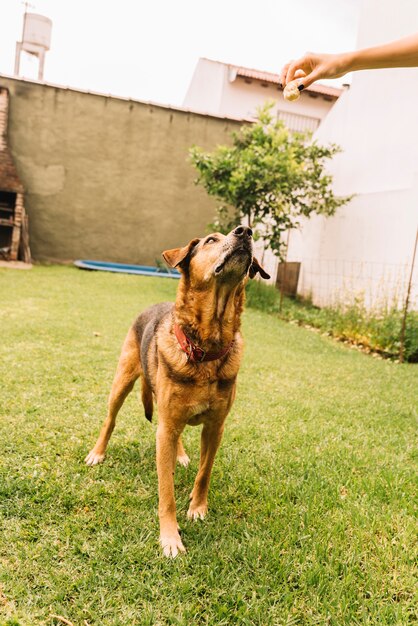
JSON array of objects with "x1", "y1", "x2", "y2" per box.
[
  {"x1": 245, "y1": 281, "x2": 418, "y2": 362},
  {"x1": 245, "y1": 279, "x2": 280, "y2": 313},
  {"x1": 404, "y1": 311, "x2": 418, "y2": 362}
]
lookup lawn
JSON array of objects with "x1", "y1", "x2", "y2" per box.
[{"x1": 0, "y1": 266, "x2": 417, "y2": 626}]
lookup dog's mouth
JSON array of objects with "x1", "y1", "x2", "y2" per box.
[{"x1": 214, "y1": 246, "x2": 252, "y2": 276}]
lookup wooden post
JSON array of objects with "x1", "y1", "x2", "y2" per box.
[
  {"x1": 18, "y1": 205, "x2": 32, "y2": 263},
  {"x1": 399, "y1": 226, "x2": 418, "y2": 363},
  {"x1": 10, "y1": 192, "x2": 24, "y2": 260},
  {"x1": 279, "y1": 229, "x2": 291, "y2": 314}
]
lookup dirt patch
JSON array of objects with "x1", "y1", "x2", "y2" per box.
[{"x1": 0, "y1": 260, "x2": 32, "y2": 270}]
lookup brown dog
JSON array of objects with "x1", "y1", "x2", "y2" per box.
[{"x1": 85, "y1": 226, "x2": 270, "y2": 557}]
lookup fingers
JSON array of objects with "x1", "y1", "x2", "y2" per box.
[
  {"x1": 279, "y1": 62, "x2": 290, "y2": 88},
  {"x1": 285, "y1": 58, "x2": 305, "y2": 86},
  {"x1": 298, "y1": 66, "x2": 323, "y2": 89},
  {"x1": 280, "y1": 52, "x2": 348, "y2": 90},
  {"x1": 280, "y1": 53, "x2": 323, "y2": 89}
]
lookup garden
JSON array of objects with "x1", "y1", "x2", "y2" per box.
[{"x1": 0, "y1": 266, "x2": 416, "y2": 625}]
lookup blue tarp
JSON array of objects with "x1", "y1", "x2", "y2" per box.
[{"x1": 74, "y1": 260, "x2": 180, "y2": 279}]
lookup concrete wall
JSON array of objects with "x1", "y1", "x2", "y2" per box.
[
  {"x1": 183, "y1": 59, "x2": 226, "y2": 116},
  {"x1": 0, "y1": 76, "x2": 242, "y2": 263}
]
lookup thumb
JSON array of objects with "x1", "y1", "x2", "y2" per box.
[{"x1": 298, "y1": 67, "x2": 324, "y2": 89}]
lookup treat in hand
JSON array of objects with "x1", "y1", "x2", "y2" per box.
[{"x1": 283, "y1": 79, "x2": 301, "y2": 102}]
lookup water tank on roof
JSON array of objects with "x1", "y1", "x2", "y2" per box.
[
  {"x1": 22, "y1": 13, "x2": 52, "y2": 50},
  {"x1": 14, "y1": 11, "x2": 52, "y2": 81}
]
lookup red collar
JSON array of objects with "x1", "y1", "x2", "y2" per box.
[{"x1": 173, "y1": 323, "x2": 234, "y2": 363}]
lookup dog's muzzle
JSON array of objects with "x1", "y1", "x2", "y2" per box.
[{"x1": 214, "y1": 226, "x2": 253, "y2": 276}]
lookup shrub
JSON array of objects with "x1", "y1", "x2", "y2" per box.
[
  {"x1": 245, "y1": 281, "x2": 418, "y2": 362},
  {"x1": 190, "y1": 103, "x2": 351, "y2": 258}
]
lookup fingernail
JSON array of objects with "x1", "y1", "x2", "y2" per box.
[{"x1": 298, "y1": 84, "x2": 305, "y2": 91}]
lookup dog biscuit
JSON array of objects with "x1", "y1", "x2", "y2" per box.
[{"x1": 283, "y1": 80, "x2": 301, "y2": 102}]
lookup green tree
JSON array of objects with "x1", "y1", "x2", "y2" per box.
[{"x1": 190, "y1": 103, "x2": 351, "y2": 258}]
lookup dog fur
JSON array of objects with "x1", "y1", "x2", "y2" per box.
[{"x1": 85, "y1": 226, "x2": 269, "y2": 557}]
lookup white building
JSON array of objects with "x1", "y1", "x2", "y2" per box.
[
  {"x1": 285, "y1": 0, "x2": 418, "y2": 310},
  {"x1": 184, "y1": 58, "x2": 342, "y2": 133}
]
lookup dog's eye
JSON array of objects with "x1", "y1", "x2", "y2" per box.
[{"x1": 205, "y1": 237, "x2": 217, "y2": 245}]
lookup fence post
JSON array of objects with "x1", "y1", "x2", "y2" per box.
[
  {"x1": 279, "y1": 230, "x2": 291, "y2": 315},
  {"x1": 399, "y1": 226, "x2": 418, "y2": 363}
]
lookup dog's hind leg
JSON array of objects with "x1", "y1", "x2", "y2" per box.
[
  {"x1": 141, "y1": 376, "x2": 188, "y2": 466},
  {"x1": 177, "y1": 437, "x2": 190, "y2": 468},
  {"x1": 85, "y1": 329, "x2": 140, "y2": 466},
  {"x1": 187, "y1": 417, "x2": 226, "y2": 520}
]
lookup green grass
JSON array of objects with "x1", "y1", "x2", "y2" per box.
[{"x1": 0, "y1": 266, "x2": 417, "y2": 626}]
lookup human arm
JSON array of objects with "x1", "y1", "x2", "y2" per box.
[{"x1": 280, "y1": 32, "x2": 418, "y2": 89}]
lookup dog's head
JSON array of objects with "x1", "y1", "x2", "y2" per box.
[{"x1": 162, "y1": 226, "x2": 270, "y2": 286}]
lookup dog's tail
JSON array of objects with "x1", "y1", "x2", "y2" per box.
[{"x1": 141, "y1": 377, "x2": 153, "y2": 422}]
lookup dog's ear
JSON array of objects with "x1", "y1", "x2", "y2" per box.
[
  {"x1": 249, "y1": 257, "x2": 270, "y2": 280},
  {"x1": 162, "y1": 238, "x2": 200, "y2": 269}
]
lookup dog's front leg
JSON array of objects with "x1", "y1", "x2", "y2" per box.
[
  {"x1": 188, "y1": 418, "x2": 225, "y2": 521},
  {"x1": 156, "y1": 421, "x2": 185, "y2": 557}
]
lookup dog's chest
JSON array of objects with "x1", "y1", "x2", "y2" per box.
[
  {"x1": 190, "y1": 399, "x2": 211, "y2": 414},
  {"x1": 187, "y1": 401, "x2": 210, "y2": 424},
  {"x1": 185, "y1": 382, "x2": 226, "y2": 425}
]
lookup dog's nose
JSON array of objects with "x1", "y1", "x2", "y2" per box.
[{"x1": 233, "y1": 226, "x2": 253, "y2": 238}]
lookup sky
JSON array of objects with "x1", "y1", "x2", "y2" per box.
[{"x1": 0, "y1": 0, "x2": 362, "y2": 107}]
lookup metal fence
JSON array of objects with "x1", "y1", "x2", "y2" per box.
[
  {"x1": 268, "y1": 228, "x2": 418, "y2": 362},
  {"x1": 295, "y1": 257, "x2": 418, "y2": 312}
]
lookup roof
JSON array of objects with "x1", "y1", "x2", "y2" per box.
[{"x1": 230, "y1": 64, "x2": 343, "y2": 99}]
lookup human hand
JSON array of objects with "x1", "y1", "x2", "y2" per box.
[{"x1": 280, "y1": 52, "x2": 352, "y2": 89}]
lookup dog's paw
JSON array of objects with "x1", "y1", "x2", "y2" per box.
[
  {"x1": 85, "y1": 449, "x2": 106, "y2": 466},
  {"x1": 177, "y1": 453, "x2": 190, "y2": 468},
  {"x1": 160, "y1": 531, "x2": 186, "y2": 558},
  {"x1": 187, "y1": 502, "x2": 208, "y2": 521}
]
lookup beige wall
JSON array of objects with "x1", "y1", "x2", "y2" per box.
[
  {"x1": 220, "y1": 76, "x2": 332, "y2": 124},
  {"x1": 0, "y1": 76, "x2": 242, "y2": 263}
]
